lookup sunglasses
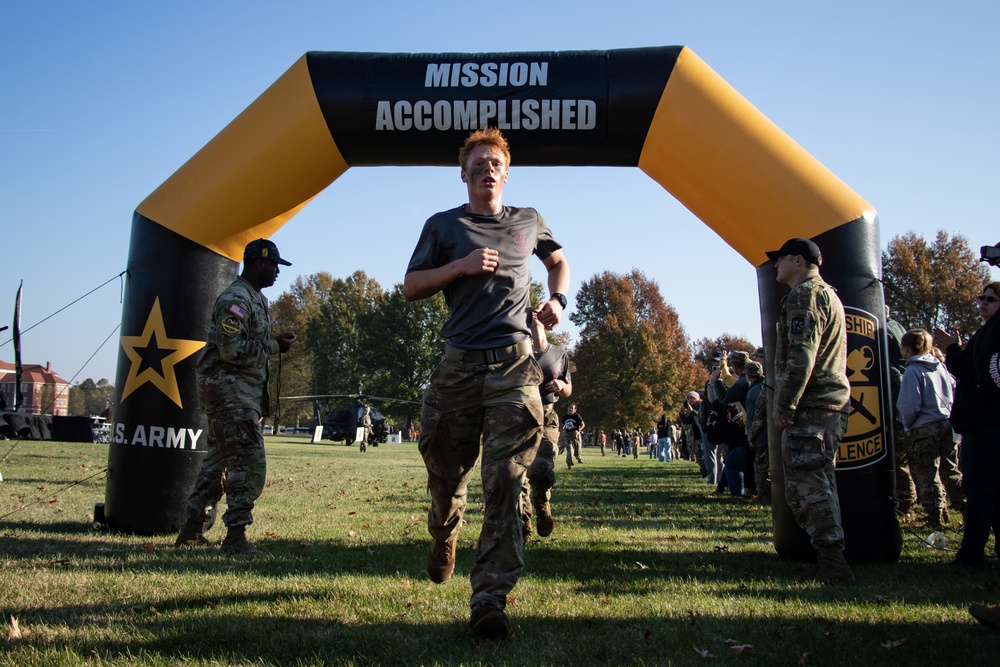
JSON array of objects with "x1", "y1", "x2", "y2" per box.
[{"x1": 976, "y1": 295, "x2": 1000, "y2": 304}]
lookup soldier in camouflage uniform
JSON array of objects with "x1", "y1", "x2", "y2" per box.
[
  {"x1": 767, "y1": 238, "x2": 855, "y2": 585},
  {"x1": 175, "y1": 239, "x2": 297, "y2": 555},
  {"x1": 745, "y1": 359, "x2": 772, "y2": 504},
  {"x1": 403, "y1": 128, "x2": 570, "y2": 641},
  {"x1": 358, "y1": 405, "x2": 373, "y2": 453}
]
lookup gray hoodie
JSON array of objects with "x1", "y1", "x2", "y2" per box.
[{"x1": 896, "y1": 353, "x2": 955, "y2": 432}]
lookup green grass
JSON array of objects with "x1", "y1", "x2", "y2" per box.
[{"x1": 1, "y1": 439, "x2": 998, "y2": 666}]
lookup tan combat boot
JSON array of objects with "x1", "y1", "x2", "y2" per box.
[
  {"x1": 532, "y1": 494, "x2": 554, "y2": 537},
  {"x1": 426, "y1": 537, "x2": 457, "y2": 584},
  {"x1": 814, "y1": 546, "x2": 856, "y2": 585}
]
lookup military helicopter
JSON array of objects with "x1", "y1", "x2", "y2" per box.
[{"x1": 281, "y1": 381, "x2": 420, "y2": 447}]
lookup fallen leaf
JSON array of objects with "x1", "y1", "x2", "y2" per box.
[
  {"x1": 8, "y1": 616, "x2": 22, "y2": 640},
  {"x1": 401, "y1": 482, "x2": 408, "y2": 487},
  {"x1": 881, "y1": 639, "x2": 907, "y2": 650},
  {"x1": 366, "y1": 547, "x2": 375, "y2": 555},
  {"x1": 642, "y1": 628, "x2": 653, "y2": 641},
  {"x1": 143, "y1": 542, "x2": 156, "y2": 553},
  {"x1": 150, "y1": 607, "x2": 159, "y2": 616},
  {"x1": 300, "y1": 540, "x2": 314, "y2": 548},
  {"x1": 798, "y1": 653, "x2": 810, "y2": 666},
  {"x1": 728, "y1": 644, "x2": 754, "y2": 656},
  {"x1": 47, "y1": 497, "x2": 59, "y2": 504},
  {"x1": 687, "y1": 610, "x2": 701, "y2": 626},
  {"x1": 348, "y1": 511, "x2": 356, "y2": 515},
  {"x1": 265, "y1": 531, "x2": 279, "y2": 539},
  {"x1": 347, "y1": 530, "x2": 356, "y2": 537},
  {"x1": 713, "y1": 545, "x2": 729, "y2": 552},
  {"x1": 635, "y1": 561, "x2": 650, "y2": 570},
  {"x1": 692, "y1": 645, "x2": 716, "y2": 659}
]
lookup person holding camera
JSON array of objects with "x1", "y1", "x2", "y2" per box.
[{"x1": 934, "y1": 280, "x2": 1000, "y2": 567}]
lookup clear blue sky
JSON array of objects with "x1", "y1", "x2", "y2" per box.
[{"x1": 2, "y1": 1, "x2": 998, "y2": 386}]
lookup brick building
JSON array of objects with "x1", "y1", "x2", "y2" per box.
[{"x1": 0, "y1": 360, "x2": 70, "y2": 416}]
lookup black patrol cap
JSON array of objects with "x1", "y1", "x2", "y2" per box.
[
  {"x1": 765, "y1": 238, "x2": 822, "y2": 266},
  {"x1": 244, "y1": 238, "x2": 291, "y2": 266}
]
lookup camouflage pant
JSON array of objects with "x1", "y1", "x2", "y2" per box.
[
  {"x1": 781, "y1": 408, "x2": 848, "y2": 550},
  {"x1": 418, "y1": 350, "x2": 543, "y2": 611},
  {"x1": 184, "y1": 408, "x2": 266, "y2": 528},
  {"x1": 893, "y1": 423, "x2": 917, "y2": 512},
  {"x1": 558, "y1": 430, "x2": 582, "y2": 466},
  {"x1": 524, "y1": 403, "x2": 559, "y2": 515},
  {"x1": 907, "y1": 419, "x2": 965, "y2": 516},
  {"x1": 752, "y1": 442, "x2": 771, "y2": 503}
]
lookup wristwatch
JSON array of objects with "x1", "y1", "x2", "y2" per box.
[{"x1": 551, "y1": 292, "x2": 568, "y2": 309}]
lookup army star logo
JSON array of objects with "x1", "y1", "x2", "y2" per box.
[{"x1": 119, "y1": 297, "x2": 205, "y2": 408}]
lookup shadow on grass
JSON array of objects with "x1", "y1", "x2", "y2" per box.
[{"x1": 5, "y1": 598, "x2": 1000, "y2": 667}]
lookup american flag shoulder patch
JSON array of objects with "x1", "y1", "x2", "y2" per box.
[{"x1": 228, "y1": 304, "x2": 246, "y2": 319}]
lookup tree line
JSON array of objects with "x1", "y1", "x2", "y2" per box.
[{"x1": 66, "y1": 230, "x2": 990, "y2": 432}]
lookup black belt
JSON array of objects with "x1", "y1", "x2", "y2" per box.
[{"x1": 445, "y1": 340, "x2": 532, "y2": 365}]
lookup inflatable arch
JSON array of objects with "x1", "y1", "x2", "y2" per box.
[{"x1": 107, "y1": 46, "x2": 900, "y2": 562}]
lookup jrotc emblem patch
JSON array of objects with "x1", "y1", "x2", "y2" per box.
[
  {"x1": 221, "y1": 314, "x2": 242, "y2": 334},
  {"x1": 790, "y1": 316, "x2": 805, "y2": 335},
  {"x1": 838, "y1": 307, "x2": 888, "y2": 469},
  {"x1": 510, "y1": 229, "x2": 526, "y2": 251}
]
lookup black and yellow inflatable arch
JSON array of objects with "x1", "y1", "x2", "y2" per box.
[{"x1": 107, "y1": 46, "x2": 900, "y2": 562}]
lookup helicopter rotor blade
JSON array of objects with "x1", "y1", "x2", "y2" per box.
[
  {"x1": 366, "y1": 395, "x2": 422, "y2": 405},
  {"x1": 281, "y1": 394, "x2": 357, "y2": 401}
]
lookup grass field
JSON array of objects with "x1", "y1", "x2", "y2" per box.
[{"x1": 1, "y1": 438, "x2": 998, "y2": 666}]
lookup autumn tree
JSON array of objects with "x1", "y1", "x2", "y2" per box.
[
  {"x1": 882, "y1": 230, "x2": 989, "y2": 336},
  {"x1": 569, "y1": 270, "x2": 702, "y2": 432}
]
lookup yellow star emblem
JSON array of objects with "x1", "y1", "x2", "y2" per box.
[{"x1": 119, "y1": 297, "x2": 206, "y2": 408}]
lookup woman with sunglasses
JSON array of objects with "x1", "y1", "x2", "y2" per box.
[{"x1": 933, "y1": 282, "x2": 1000, "y2": 567}]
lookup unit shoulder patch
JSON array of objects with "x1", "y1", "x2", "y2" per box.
[{"x1": 221, "y1": 314, "x2": 243, "y2": 334}]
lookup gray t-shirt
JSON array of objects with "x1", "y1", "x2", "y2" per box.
[
  {"x1": 535, "y1": 343, "x2": 570, "y2": 405},
  {"x1": 406, "y1": 205, "x2": 561, "y2": 349}
]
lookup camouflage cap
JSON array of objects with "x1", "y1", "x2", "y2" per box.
[
  {"x1": 244, "y1": 238, "x2": 291, "y2": 266},
  {"x1": 729, "y1": 351, "x2": 749, "y2": 365},
  {"x1": 745, "y1": 361, "x2": 763, "y2": 378}
]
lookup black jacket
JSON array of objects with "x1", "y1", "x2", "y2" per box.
[{"x1": 946, "y1": 313, "x2": 1000, "y2": 434}]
